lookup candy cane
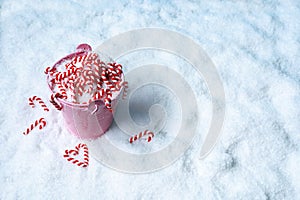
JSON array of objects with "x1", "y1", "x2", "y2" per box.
[
  {"x1": 23, "y1": 117, "x2": 47, "y2": 135},
  {"x1": 63, "y1": 143, "x2": 89, "y2": 168},
  {"x1": 104, "y1": 98, "x2": 112, "y2": 112},
  {"x1": 76, "y1": 79, "x2": 85, "y2": 96},
  {"x1": 28, "y1": 96, "x2": 50, "y2": 112},
  {"x1": 94, "y1": 58, "x2": 105, "y2": 68},
  {"x1": 44, "y1": 66, "x2": 56, "y2": 75},
  {"x1": 53, "y1": 67, "x2": 77, "y2": 82},
  {"x1": 86, "y1": 53, "x2": 98, "y2": 62},
  {"x1": 57, "y1": 83, "x2": 67, "y2": 99},
  {"x1": 129, "y1": 130, "x2": 154, "y2": 143},
  {"x1": 50, "y1": 93, "x2": 63, "y2": 111},
  {"x1": 96, "y1": 77, "x2": 103, "y2": 90},
  {"x1": 108, "y1": 62, "x2": 123, "y2": 75},
  {"x1": 93, "y1": 88, "x2": 105, "y2": 100},
  {"x1": 84, "y1": 79, "x2": 94, "y2": 94}
]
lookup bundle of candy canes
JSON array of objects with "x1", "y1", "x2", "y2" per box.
[{"x1": 45, "y1": 51, "x2": 126, "y2": 112}]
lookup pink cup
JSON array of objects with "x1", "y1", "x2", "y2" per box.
[{"x1": 47, "y1": 44, "x2": 123, "y2": 140}]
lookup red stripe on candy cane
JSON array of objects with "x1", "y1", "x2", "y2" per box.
[
  {"x1": 23, "y1": 117, "x2": 47, "y2": 135},
  {"x1": 63, "y1": 143, "x2": 89, "y2": 168},
  {"x1": 28, "y1": 96, "x2": 50, "y2": 112},
  {"x1": 129, "y1": 130, "x2": 154, "y2": 143}
]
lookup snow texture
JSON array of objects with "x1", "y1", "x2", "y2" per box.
[{"x1": 1, "y1": 0, "x2": 300, "y2": 199}]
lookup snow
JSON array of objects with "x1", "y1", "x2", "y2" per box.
[{"x1": 1, "y1": 0, "x2": 300, "y2": 199}]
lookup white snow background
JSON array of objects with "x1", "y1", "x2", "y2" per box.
[{"x1": 1, "y1": 0, "x2": 300, "y2": 199}]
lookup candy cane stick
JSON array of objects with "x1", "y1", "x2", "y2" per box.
[
  {"x1": 28, "y1": 96, "x2": 50, "y2": 112},
  {"x1": 63, "y1": 143, "x2": 89, "y2": 168},
  {"x1": 57, "y1": 83, "x2": 67, "y2": 99},
  {"x1": 104, "y1": 89, "x2": 112, "y2": 111},
  {"x1": 44, "y1": 66, "x2": 56, "y2": 75},
  {"x1": 129, "y1": 130, "x2": 154, "y2": 143},
  {"x1": 104, "y1": 98, "x2": 112, "y2": 111},
  {"x1": 108, "y1": 62, "x2": 123, "y2": 75},
  {"x1": 101, "y1": 69, "x2": 113, "y2": 89},
  {"x1": 50, "y1": 93, "x2": 63, "y2": 111},
  {"x1": 23, "y1": 117, "x2": 47, "y2": 135},
  {"x1": 53, "y1": 67, "x2": 77, "y2": 82},
  {"x1": 93, "y1": 88, "x2": 105, "y2": 100}
]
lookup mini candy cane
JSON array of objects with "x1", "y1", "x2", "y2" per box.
[
  {"x1": 53, "y1": 67, "x2": 77, "y2": 82},
  {"x1": 84, "y1": 79, "x2": 94, "y2": 94},
  {"x1": 86, "y1": 52, "x2": 98, "y2": 62},
  {"x1": 63, "y1": 143, "x2": 89, "y2": 168},
  {"x1": 96, "y1": 77, "x2": 103, "y2": 90},
  {"x1": 44, "y1": 66, "x2": 56, "y2": 75},
  {"x1": 93, "y1": 88, "x2": 105, "y2": 100},
  {"x1": 50, "y1": 93, "x2": 63, "y2": 111},
  {"x1": 57, "y1": 83, "x2": 67, "y2": 99},
  {"x1": 101, "y1": 69, "x2": 114, "y2": 89},
  {"x1": 93, "y1": 64, "x2": 102, "y2": 78},
  {"x1": 75, "y1": 54, "x2": 88, "y2": 64},
  {"x1": 94, "y1": 58, "x2": 105, "y2": 68},
  {"x1": 108, "y1": 62, "x2": 122, "y2": 75},
  {"x1": 104, "y1": 98, "x2": 112, "y2": 112},
  {"x1": 28, "y1": 96, "x2": 50, "y2": 112},
  {"x1": 76, "y1": 79, "x2": 85, "y2": 96},
  {"x1": 23, "y1": 117, "x2": 47, "y2": 135},
  {"x1": 105, "y1": 89, "x2": 112, "y2": 98},
  {"x1": 129, "y1": 130, "x2": 154, "y2": 143}
]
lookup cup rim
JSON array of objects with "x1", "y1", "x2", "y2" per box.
[{"x1": 46, "y1": 50, "x2": 124, "y2": 108}]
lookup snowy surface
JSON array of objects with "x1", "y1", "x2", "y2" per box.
[{"x1": 1, "y1": 0, "x2": 300, "y2": 199}]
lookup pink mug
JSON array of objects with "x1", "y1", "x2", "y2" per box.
[{"x1": 47, "y1": 44, "x2": 123, "y2": 140}]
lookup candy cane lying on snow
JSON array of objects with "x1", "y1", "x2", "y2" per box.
[
  {"x1": 28, "y1": 96, "x2": 49, "y2": 112},
  {"x1": 23, "y1": 117, "x2": 47, "y2": 135},
  {"x1": 129, "y1": 130, "x2": 154, "y2": 143},
  {"x1": 63, "y1": 143, "x2": 89, "y2": 168}
]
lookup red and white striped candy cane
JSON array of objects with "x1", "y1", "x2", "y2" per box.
[
  {"x1": 50, "y1": 93, "x2": 63, "y2": 111},
  {"x1": 53, "y1": 67, "x2": 77, "y2": 82},
  {"x1": 65, "y1": 62, "x2": 76, "y2": 70},
  {"x1": 96, "y1": 77, "x2": 103, "y2": 90},
  {"x1": 44, "y1": 66, "x2": 56, "y2": 75},
  {"x1": 76, "y1": 79, "x2": 85, "y2": 96},
  {"x1": 57, "y1": 83, "x2": 67, "y2": 99},
  {"x1": 63, "y1": 143, "x2": 89, "y2": 168},
  {"x1": 71, "y1": 54, "x2": 88, "y2": 66},
  {"x1": 108, "y1": 62, "x2": 123, "y2": 75},
  {"x1": 105, "y1": 88, "x2": 112, "y2": 98},
  {"x1": 23, "y1": 117, "x2": 47, "y2": 135},
  {"x1": 104, "y1": 98, "x2": 112, "y2": 112},
  {"x1": 93, "y1": 64, "x2": 102, "y2": 78},
  {"x1": 87, "y1": 52, "x2": 98, "y2": 62},
  {"x1": 101, "y1": 69, "x2": 114, "y2": 89},
  {"x1": 28, "y1": 96, "x2": 49, "y2": 112},
  {"x1": 93, "y1": 88, "x2": 105, "y2": 100},
  {"x1": 94, "y1": 58, "x2": 105, "y2": 68},
  {"x1": 101, "y1": 69, "x2": 109, "y2": 83},
  {"x1": 129, "y1": 130, "x2": 154, "y2": 143},
  {"x1": 84, "y1": 79, "x2": 94, "y2": 94}
]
